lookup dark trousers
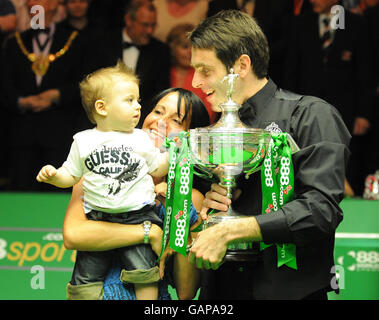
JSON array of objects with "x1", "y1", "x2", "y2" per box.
[
  {"x1": 199, "y1": 261, "x2": 329, "y2": 300},
  {"x1": 70, "y1": 206, "x2": 162, "y2": 285}
]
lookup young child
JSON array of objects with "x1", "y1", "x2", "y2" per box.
[{"x1": 36, "y1": 61, "x2": 168, "y2": 300}]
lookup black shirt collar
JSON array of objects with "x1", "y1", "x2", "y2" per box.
[{"x1": 239, "y1": 78, "x2": 277, "y2": 120}]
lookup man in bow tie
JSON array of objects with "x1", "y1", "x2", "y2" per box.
[
  {"x1": 106, "y1": 0, "x2": 171, "y2": 127},
  {"x1": 1, "y1": 0, "x2": 85, "y2": 191},
  {"x1": 284, "y1": 0, "x2": 375, "y2": 197}
]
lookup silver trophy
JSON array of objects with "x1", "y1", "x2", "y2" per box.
[{"x1": 189, "y1": 69, "x2": 271, "y2": 261}]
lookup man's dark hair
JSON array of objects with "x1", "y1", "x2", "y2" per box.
[{"x1": 189, "y1": 10, "x2": 270, "y2": 79}]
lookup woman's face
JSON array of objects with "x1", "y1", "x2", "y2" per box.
[
  {"x1": 66, "y1": 0, "x2": 89, "y2": 19},
  {"x1": 142, "y1": 92, "x2": 189, "y2": 148},
  {"x1": 172, "y1": 38, "x2": 192, "y2": 69}
]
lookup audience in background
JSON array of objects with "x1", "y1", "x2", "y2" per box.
[
  {"x1": 11, "y1": 0, "x2": 66, "y2": 32},
  {"x1": 153, "y1": 0, "x2": 208, "y2": 42},
  {"x1": 62, "y1": 0, "x2": 90, "y2": 31},
  {"x1": 284, "y1": 0, "x2": 374, "y2": 196},
  {"x1": 0, "y1": 0, "x2": 16, "y2": 45},
  {"x1": 105, "y1": 0, "x2": 171, "y2": 127},
  {"x1": 60, "y1": 0, "x2": 110, "y2": 131},
  {"x1": 0, "y1": 0, "x2": 16, "y2": 189},
  {"x1": 207, "y1": 0, "x2": 292, "y2": 87},
  {"x1": 86, "y1": 0, "x2": 130, "y2": 29},
  {"x1": 166, "y1": 23, "x2": 216, "y2": 123},
  {"x1": 0, "y1": 0, "x2": 378, "y2": 196},
  {"x1": 363, "y1": 0, "x2": 379, "y2": 184},
  {"x1": 1, "y1": 0, "x2": 85, "y2": 191}
]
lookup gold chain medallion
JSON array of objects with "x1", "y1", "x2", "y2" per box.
[
  {"x1": 15, "y1": 30, "x2": 79, "y2": 76},
  {"x1": 31, "y1": 54, "x2": 51, "y2": 76}
]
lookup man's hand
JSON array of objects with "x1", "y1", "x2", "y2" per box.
[
  {"x1": 37, "y1": 89, "x2": 60, "y2": 104},
  {"x1": 189, "y1": 223, "x2": 228, "y2": 270},
  {"x1": 32, "y1": 89, "x2": 60, "y2": 112},
  {"x1": 36, "y1": 165, "x2": 57, "y2": 183},
  {"x1": 200, "y1": 183, "x2": 231, "y2": 221},
  {"x1": 353, "y1": 117, "x2": 370, "y2": 135},
  {"x1": 18, "y1": 95, "x2": 42, "y2": 110},
  {"x1": 18, "y1": 90, "x2": 59, "y2": 113}
]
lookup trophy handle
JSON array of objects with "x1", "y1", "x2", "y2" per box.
[{"x1": 193, "y1": 165, "x2": 217, "y2": 182}]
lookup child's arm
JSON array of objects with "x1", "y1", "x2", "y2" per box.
[
  {"x1": 36, "y1": 165, "x2": 80, "y2": 188},
  {"x1": 150, "y1": 152, "x2": 169, "y2": 178}
]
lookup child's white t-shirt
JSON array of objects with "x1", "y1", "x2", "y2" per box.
[{"x1": 63, "y1": 128, "x2": 163, "y2": 214}]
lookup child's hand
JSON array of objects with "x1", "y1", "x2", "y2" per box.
[
  {"x1": 159, "y1": 247, "x2": 175, "y2": 279},
  {"x1": 36, "y1": 165, "x2": 57, "y2": 183},
  {"x1": 154, "y1": 181, "x2": 167, "y2": 205}
]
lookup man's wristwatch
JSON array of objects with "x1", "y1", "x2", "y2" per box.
[{"x1": 142, "y1": 220, "x2": 152, "y2": 244}]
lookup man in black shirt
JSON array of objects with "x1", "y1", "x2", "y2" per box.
[{"x1": 188, "y1": 10, "x2": 351, "y2": 300}]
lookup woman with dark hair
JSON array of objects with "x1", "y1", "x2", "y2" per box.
[
  {"x1": 148, "y1": 87, "x2": 211, "y2": 133},
  {"x1": 63, "y1": 87, "x2": 210, "y2": 300}
]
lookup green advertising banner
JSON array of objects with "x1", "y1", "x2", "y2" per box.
[
  {"x1": 0, "y1": 193, "x2": 378, "y2": 300},
  {"x1": 328, "y1": 199, "x2": 379, "y2": 300},
  {"x1": 0, "y1": 193, "x2": 74, "y2": 299}
]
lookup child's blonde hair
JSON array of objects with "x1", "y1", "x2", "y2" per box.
[{"x1": 80, "y1": 61, "x2": 139, "y2": 124}]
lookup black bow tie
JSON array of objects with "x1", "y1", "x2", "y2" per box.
[{"x1": 122, "y1": 41, "x2": 143, "y2": 50}]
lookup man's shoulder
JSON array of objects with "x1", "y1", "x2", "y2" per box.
[
  {"x1": 148, "y1": 36, "x2": 170, "y2": 51},
  {"x1": 276, "y1": 87, "x2": 333, "y2": 107},
  {"x1": 275, "y1": 87, "x2": 340, "y2": 118}
]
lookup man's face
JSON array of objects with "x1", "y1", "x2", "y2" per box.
[
  {"x1": 28, "y1": 0, "x2": 58, "y2": 15},
  {"x1": 66, "y1": 0, "x2": 89, "y2": 19},
  {"x1": 191, "y1": 48, "x2": 230, "y2": 112},
  {"x1": 125, "y1": 6, "x2": 157, "y2": 46},
  {"x1": 310, "y1": 0, "x2": 339, "y2": 14}
]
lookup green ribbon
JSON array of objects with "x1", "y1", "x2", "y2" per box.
[
  {"x1": 260, "y1": 133, "x2": 297, "y2": 270},
  {"x1": 159, "y1": 137, "x2": 177, "y2": 259},
  {"x1": 160, "y1": 132, "x2": 193, "y2": 258}
]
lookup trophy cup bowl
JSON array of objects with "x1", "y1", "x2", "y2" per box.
[{"x1": 189, "y1": 126, "x2": 271, "y2": 261}]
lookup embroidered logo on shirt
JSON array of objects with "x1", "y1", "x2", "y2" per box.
[{"x1": 265, "y1": 122, "x2": 282, "y2": 133}]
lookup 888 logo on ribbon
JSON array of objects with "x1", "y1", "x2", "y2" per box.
[
  {"x1": 170, "y1": 153, "x2": 193, "y2": 253},
  {"x1": 179, "y1": 165, "x2": 190, "y2": 195},
  {"x1": 264, "y1": 141, "x2": 274, "y2": 187},
  {"x1": 280, "y1": 156, "x2": 291, "y2": 186}
]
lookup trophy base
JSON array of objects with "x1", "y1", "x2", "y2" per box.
[
  {"x1": 224, "y1": 249, "x2": 260, "y2": 262},
  {"x1": 204, "y1": 214, "x2": 261, "y2": 262}
]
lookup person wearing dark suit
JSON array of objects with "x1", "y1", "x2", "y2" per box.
[
  {"x1": 207, "y1": 0, "x2": 293, "y2": 87},
  {"x1": 87, "y1": 0, "x2": 131, "y2": 29},
  {"x1": 0, "y1": 0, "x2": 16, "y2": 189},
  {"x1": 284, "y1": 0, "x2": 374, "y2": 195},
  {"x1": 1, "y1": 0, "x2": 85, "y2": 191},
  {"x1": 363, "y1": 0, "x2": 379, "y2": 180},
  {"x1": 188, "y1": 9, "x2": 350, "y2": 300},
  {"x1": 104, "y1": 0, "x2": 171, "y2": 127},
  {"x1": 60, "y1": 0, "x2": 111, "y2": 131}
]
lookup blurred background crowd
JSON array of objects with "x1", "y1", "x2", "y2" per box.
[{"x1": 0, "y1": 0, "x2": 378, "y2": 198}]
